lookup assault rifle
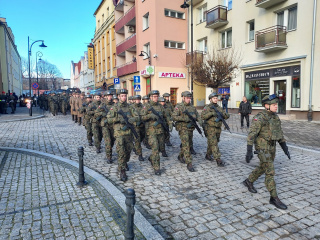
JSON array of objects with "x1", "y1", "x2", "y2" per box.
[
  {"x1": 183, "y1": 110, "x2": 203, "y2": 137},
  {"x1": 210, "y1": 105, "x2": 231, "y2": 133},
  {"x1": 148, "y1": 107, "x2": 170, "y2": 134},
  {"x1": 118, "y1": 109, "x2": 139, "y2": 139}
]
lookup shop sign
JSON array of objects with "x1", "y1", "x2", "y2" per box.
[
  {"x1": 271, "y1": 67, "x2": 291, "y2": 77},
  {"x1": 159, "y1": 72, "x2": 186, "y2": 78},
  {"x1": 246, "y1": 65, "x2": 301, "y2": 80},
  {"x1": 245, "y1": 70, "x2": 270, "y2": 80},
  {"x1": 140, "y1": 66, "x2": 154, "y2": 77}
]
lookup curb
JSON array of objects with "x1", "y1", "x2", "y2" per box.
[
  {"x1": 0, "y1": 147, "x2": 164, "y2": 240},
  {"x1": 0, "y1": 114, "x2": 45, "y2": 123}
]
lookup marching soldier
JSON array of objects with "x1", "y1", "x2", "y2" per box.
[
  {"x1": 142, "y1": 95, "x2": 151, "y2": 149},
  {"x1": 243, "y1": 94, "x2": 290, "y2": 210},
  {"x1": 107, "y1": 89, "x2": 139, "y2": 181},
  {"x1": 201, "y1": 92, "x2": 229, "y2": 167},
  {"x1": 158, "y1": 97, "x2": 172, "y2": 151},
  {"x1": 91, "y1": 93, "x2": 103, "y2": 153},
  {"x1": 132, "y1": 95, "x2": 145, "y2": 161},
  {"x1": 163, "y1": 93, "x2": 174, "y2": 111},
  {"x1": 70, "y1": 92, "x2": 75, "y2": 121},
  {"x1": 162, "y1": 94, "x2": 174, "y2": 146},
  {"x1": 142, "y1": 95, "x2": 149, "y2": 105},
  {"x1": 141, "y1": 90, "x2": 172, "y2": 175},
  {"x1": 8, "y1": 93, "x2": 16, "y2": 114},
  {"x1": 60, "y1": 92, "x2": 69, "y2": 115},
  {"x1": 172, "y1": 91, "x2": 202, "y2": 172},
  {"x1": 76, "y1": 93, "x2": 86, "y2": 125},
  {"x1": 80, "y1": 95, "x2": 93, "y2": 146},
  {"x1": 113, "y1": 95, "x2": 119, "y2": 104}
]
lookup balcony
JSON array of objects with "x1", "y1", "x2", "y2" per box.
[
  {"x1": 256, "y1": 0, "x2": 287, "y2": 8},
  {"x1": 117, "y1": 61, "x2": 137, "y2": 77},
  {"x1": 186, "y1": 51, "x2": 205, "y2": 66},
  {"x1": 115, "y1": 5, "x2": 136, "y2": 33},
  {"x1": 186, "y1": 0, "x2": 204, "y2": 5},
  {"x1": 116, "y1": 34, "x2": 136, "y2": 56},
  {"x1": 206, "y1": 5, "x2": 228, "y2": 29},
  {"x1": 255, "y1": 25, "x2": 287, "y2": 52}
]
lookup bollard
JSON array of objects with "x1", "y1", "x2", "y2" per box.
[
  {"x1": 77, "y1": 146, "x2": 88, "y2": 187},
  {"x1": 29, "y1": 101, "x2": 33, "y2": 116},
  {"x1": 125, "y1": 188, "x2": 136, "y2": 240}
]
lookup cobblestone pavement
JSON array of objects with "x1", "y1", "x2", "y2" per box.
[
  {"x1": 0, "y1": 106, "x2": 43, "y2": 122},
  {"x1": 1, "y1": 112, "x2": 320, "y2": 239},
  {"x1": 0, "y1": 150, "x2": 145, "y2": 240}
]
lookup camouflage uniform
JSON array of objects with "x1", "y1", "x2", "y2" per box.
[
  {"x1": 8, "y1": 95, "x2": 16, "y2": 113},
  {"x1": 90, "y1": 98, "x2": 103, "y2": 152},
  {"x1": 80, "y1": 96, "x2": 93, "y2": 145},
  {"x1": 142, "y1": 95, "x2": 151, "y2": 149},
  {"x1": 76, "y1": 93, "x2": 86, "y2": 125},
  {"x1": 201, "y1": 93, "x2": 229, "y2": 166},
  {"x1": 60, "y1": 93, "x2": 69, "y2": 115},
  {"x1": 132, "y1": 95, "x2": 145, "y2": 161},
  {"x1": 49, "y1": 93, "x2": 59, "y2": 116}
]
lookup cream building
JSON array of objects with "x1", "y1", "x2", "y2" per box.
[
  {"x1": 0, "y1": 18, "x2": 22, "y2": 95},
  {"x1": 188, "y1": 0, "x2": 319, "y2": 120}
]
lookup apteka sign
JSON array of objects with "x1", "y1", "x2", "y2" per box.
[{"x1": 159, "y1": 72, "x2": 186, "y2": 78}]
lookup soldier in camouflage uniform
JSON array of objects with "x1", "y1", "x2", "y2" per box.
[
  {"x1": 76, "y1": 93, "x2": 86, "y2": 125},
  {"x1": 60, "y1": 92, "x2": 69, "y2": 115},
  {"x1": 95, "y1": 90, "x2": 115, "y2": 163},
  {"x1": 201, "y1": 92, "x2": 229, "y2": 167},
  {"x1": 141, "y1": 95, "x2": 151, "y2": 149},
  {"x1": 50, "y1": 92, "x2": 59, "y2": 116},
  {"x1": 158, "y1": 97, "x2": 172, "y2": 154},
  {"x1": 80, "y1": 95, "x2": 93, "y2": 146},
  {"x1": 172, "y1": 91, "x2": 202, "y2": 172},
  {"x1": 243, "y1": 94, "x2": 290, "y2": 210},
  {"x1": 113, "y1": 95, "x2": 119, "y2": 104},
  {"x1": 162, "y1": 93, "x2": 174, "y2": 146},
  {"x1": 107, "y1": 89, "x2": 139, "y2": 181},
  {"x1": 132, "y1": 95, "x2": 145, "y2": 161},
  {"x1": 88, "y1": 93, "x2": 103, "y2": 153},
  {"x1": 141, "y1": 90, "x2": 172, "y2": 175}
]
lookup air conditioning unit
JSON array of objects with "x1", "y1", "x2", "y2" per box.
[{"x1": 128, "y1": 26, "x2": 135, "y2": 33}]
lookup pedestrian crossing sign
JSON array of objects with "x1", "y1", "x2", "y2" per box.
[{"x1": 134, "y1": 85, "x2": 141, "y2": 92}]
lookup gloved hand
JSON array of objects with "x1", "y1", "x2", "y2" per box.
[
  {"x1": 149, "y1": 113, "x2": 158, "y2": 120},
  {"x1": 279, "y1": 142, "x2": 291, "y2": 159},
  {"x1": 128, "y1": 117, "x2": 136, "y2": 124},
  {"x1": 246, "y1": 145, "x2": 253, "y2": 163}
]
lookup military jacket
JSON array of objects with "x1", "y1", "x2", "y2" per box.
[
  {"x1": 107, "y1": 101, "x2": 139, "y2": 137},
  {"x1": 76, "y1": 97, "x2": 86, "y2": 117},
  {"x1": 87, "y1": 100, "x2": 101, "y2": 123},
  {"x1": 172, "y1": 102, "x2": 201, "y2": 131},
  {"x1": 132, "y1": 103, "x2": 145, "y2": 128},
  {"x1": 201, "y1": 103, "x2": 229, "y2": 128},
  {"x1": 95, "y1": 100, "x2": 114, "y2": 127},
  {"x1": 247, "y1": 110, "x2": 285, "y2": 150},
  {"x1": 166, "y1": 100, "x2": 174, "y2": 113}
]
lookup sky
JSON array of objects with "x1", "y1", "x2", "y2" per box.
[{"x1": 1, "y1": 0, "x2": 101, "y2": 79}]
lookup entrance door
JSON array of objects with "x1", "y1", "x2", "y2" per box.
[
  {"x1": 170, "y1": 88, "x2": 177, "y2": 106},
  {"x1": 274, "y1": 80, "x2": 286, "y2": 114}
]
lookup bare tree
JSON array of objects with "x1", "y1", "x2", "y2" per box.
[
  {"x1": 21, "y1": 57, "x2": 35, "y2": 78},
  {"x1": 188, "y1": 47, "x2": 241, "y2": 90},
  {"x1": 37, "y1": 60, "x2": 62, "y2": 90}
]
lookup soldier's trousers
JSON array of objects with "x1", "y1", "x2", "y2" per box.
[
  {"x1": 85, "y1": 121, "x2": 93, "y2": 143},
  {"x1": 61, "y1": 104, "x2": 67, "y2": 115},
  {"x1": 50, "y1": 104, "x2": 58, "y2": 115},
  {"x1": 133, "y1": 126, "x2": 145, "y2": 156},
  {"x1": 102, "y1": 126, "x2": 115, "y2": 158},
  {"x1": 116, "y1": 134, "x2": 133, "y2": 171},
  {"x1": 148, "y1": 133, "x2": 164, "y2": 171},
  {"x1": 92, "y1": 123, "x2": 102, "y2": 148},
  {"x1": 206, "y1": 126, "x2": 222, "y2": 160},
  {"x1": 178, "y1": 130, "x2": 193, "y2": 164},
  {"x1": 248, "y1": 148, "x2": 277, "y2": 197}
]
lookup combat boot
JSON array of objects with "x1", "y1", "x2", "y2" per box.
[
  {"x1": 120, "y1": 170, "x2": 127, "y2": 182},
  {"x1": 187, "y1": 163, "x2": 195, "y2": 172},
  {"x1": 166, "y1": 140, "x2": 172, "y2": 146},
  {"x1": 72, "y1": 115, "x2": 74, "y2": 121},
  {"x1": 155, "y1": 169, "x2": 161, "y2": 175},
  {"x1": 243, "y1": 179, "x2": 257, "y2": 193},
  {"x1": 161, "y1": 151, "x2": 168, "y2": 157},
  {"x1": 205, "y1": 154, "x2": 213, "y2": 161},
  {"x1": 216, "y1": 159, "x2": 225, "y2": 167},
  {"x1": 75, "y1": 116, "x2": 78, "y2": 123},
  {"x1": 78, "y1": 117, "x2": 82, "y2": 125},
  {"x1": 190, "y1": 147, "x2": 196, "y2": 155},
  {"x1": 88, "y1": 141, "x2": 93, "y2": 146},
  {"x1": 106, "y1": 157, "x2": 112, "y2": 164},
  {"x1": 270, "y1": 196, "x2": 287, "y2": 210},
  {"x1": 96, "y1": 147, "x2": 101, "y2": 153},
  {"x1": 139, "y1": 155, "x2": 144, "y2": 161},
  {"x1": 178, "y1": 155, "x2": 185, "y2": 163}
]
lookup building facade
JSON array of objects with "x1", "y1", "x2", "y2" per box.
[
  {"x1": 0, "y1": 18, "x2": 22, "y2": 95},
  {"x1": 189, "y1": 0, "x2": 319, "y2": 119},
  {"x1": 70, "y1": 60, "x2": 81, "y2": 89}
]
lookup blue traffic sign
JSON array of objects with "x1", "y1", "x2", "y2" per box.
[
  {"x1": 134, "y1": 76, "x2": 140, "y2": 84},
  {"x1": 114, "y1": 78, "x2": 120, "y2": 84},
  {"x1": 134, "y1": 85, "x2": 141, "y2": 92},
  {"x1": 32, "y1": 83, "x2": 39, "y2": 89}
]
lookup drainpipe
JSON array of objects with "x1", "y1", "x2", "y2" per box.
[{"x1": 308, "y1": 0, "x2": 317, "y2": 121}]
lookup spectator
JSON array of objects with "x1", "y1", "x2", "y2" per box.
[
  {"x1": 238, "y1": 96, "x2": 252, "y2": 129},
  {"x1": 221, "y1": 92, "x2": 229, "y2": 113}
]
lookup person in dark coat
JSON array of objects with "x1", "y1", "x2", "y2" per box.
[{"x1": 238, "y1": 96, "x2": 252, "y2": 128}]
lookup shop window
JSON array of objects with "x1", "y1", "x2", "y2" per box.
[
  {"x1": 291, "y1": 76, "x2": 300, "y2": 108},
  {"x1": 245, "y1": 79, "x2": 269, "y2": 107}
]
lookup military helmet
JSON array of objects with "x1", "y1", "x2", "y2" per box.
[
  {"x1": 158, "y1": 97, "x2": 165, "y2": 102},
  {"x1": 128, "y1": 96, "x2": 133, "y2": 101},
  {"x1": 181, "y1": 91, "x2": 192, "y2": 97},
  {"x1": 118, "y1": 89, "x2": 128, "y2": 95},
  {"x1": 86, "y1": 94, "x2": 92, "y2": 98},
  {"x1": 105, "y1": 90, "x2": 113, "y2": 96},
  {"x1": 149, "y1": 90, "x2": 160, "y2": 96},
  {"x1": 262, "y1": 94, "x2": 278, "y2": 105},
  {"x1": 94, "y1": 92, "x2": 101, "y2": 96},
  {"x1": 208, "y1": 92, "x2": 218, "y2": 100},
  {"x1": 112, "y1": 94, "x2": 118, "y2": 100},
  {"x1": 142, "y1": 95, "x2": 149, "y2": 100},
  {"x1": 133, "y1": 95, "x2": 141, "y2": 100},
  {"x1": 163, "y1": 93, "x2": 170, "y2": 97}
]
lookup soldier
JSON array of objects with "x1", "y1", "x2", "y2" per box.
[
  {"x1": 91, "y1": 93, "x2": 103, "y2": 153},
  {"x1": 8, "y1": 93, "x2": 16, "y2": 114},
  {"x1": 70, "y1": 92, "x2": 77, "y2": 122},
  {"x1": 163, "y1": 93, "x2": 174, "y2": 111},
  {"x1": 50, "y1": 92, "x2": 59, "y2": 116},
  {"x1": 113, "y1": 95, "x2": 119, "y2": 104},
  {"x1": 243, "y1": 94, "x2": 290, "y2": 210},
  {"x1": 201, "y1": 92, "x2": 229, "y2": 167},
  {"x1": 60, "y1": 92, "x2": 69, "y2": 115},
  {"x1": 162, "y1": 93, "x2": 174, "y2": 146},
  {"x1": 142, "y1": 95, "x2": 149, "y2": 105},
  {"x1": 0, "y1": 91, "x2": 8, "y2": 114},
  {"x1": 44, "y1": 93, "x2": 49, "y2": 111},
  {"x1": 96, "y1": 90, "x2": 115, "y2": 163},
  {"x1": 76, "y1": 93, "x2": 86, "y2": 125},
  {"x1": 158, "y1": 97, "x2": 172, "y2": 152},
  {"x1": 80, "y1": 95, "x2": 93, "y2": 146},
  {"x1": 172, "y1": 91, "x2": 202, "y2": 172},
  {"x1": 141, "y1": 90, "x2": 172, "y2": 175},
  {"x1": 107, "y1": 89, "x2": 139, "y2": 181},
  {"x1": 132, "y1": 95, "x2": 145, "y2": 161}
]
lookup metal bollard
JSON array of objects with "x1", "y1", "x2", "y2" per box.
[
  {"x1": 29, "y1": 101, "x2": 33, "y2": 116},
  {"x1": 77, "y1": 147, "x2": 88, "y2": 187},
  {"x1": 125, "y1": 188, "x2": 136, "y2": 240}
]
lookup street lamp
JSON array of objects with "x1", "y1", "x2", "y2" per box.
[
  {"x1": 138, "y1": 51, "x2": 152, "y2": 91},
  {"x1": 36, "y1": 51, "x2": 43, "y2": 97},
  {"x1": 181, "y1": 0, "x2": 194, "y2": 104}
]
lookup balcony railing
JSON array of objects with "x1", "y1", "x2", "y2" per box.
[
  {"x1": 115, "y1": 5, "x2": 136, "y2": 33},
  {"x1": 186, "y1": 51, "x2": 205, "y2": 66},
  {"x1": 256, "y1": 0, "x2": 287, "y2": 8},
  {"x1": 206, "y1": 5, "x2": 228, "y2": 29},
  {"x1": 117, "y1": 61, "x2": 137, "y2": 77},
  {"x1": 255, "y1": 25, "x2": 287, "y2": 52},
  {"x1": 116, "y1": 34, "x2": 136, "y2": 55}
]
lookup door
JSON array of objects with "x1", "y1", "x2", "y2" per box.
[
  {"x1": 170, "y1": 88, "x2": 177, "y2": 106},
  {"x1": 274, "y1": 80, "x2": 286, "y2": 114}
]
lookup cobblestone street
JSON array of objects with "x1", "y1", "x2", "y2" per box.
[{"x1": 0, "y1": 109, "x2": 320, "y2": 239}]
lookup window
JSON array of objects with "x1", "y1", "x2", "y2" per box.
[
  {"x1": 248, "y1": 20, "x2": 255, "y2": 41},
  {"x1": 143, "y1": 43, "x2": 150, "y2": 59},
  {"x1": 198, "y1": 38, "x2": 207, "y2": 52},
  {"x1": 98, "y1": 20, "x2": 100, "y2": 29},
  {"x1": 277, "y1": 6, "x2": 297, "y2": 30},
  {"x1": 221, "y1": 29, "x2": 232, "y2": 48},
  {"x1": 245, "y1": 79, "x2": 270, "y2": 107},
  {"x1": 291, "y1": 76, "x2": 300, "y2": 108},
  {"x1": 164, "y1": 40, "x2": 185, "y2": 49},
  {"x1": 277, "y1": 11, "x2": 284, "y2": 26},
  {"x1": 102, "y1": 14, "x2": 104, "y2": 23},
  {"x1": 164, "y1": 9, "x2": 185, "y2": 19},
  {"x1": 198, "y1": 5, "x2": 207, "y2": 23},
  {"x1": 143, "y1": 13, "x2": 149, "y2": 30}
]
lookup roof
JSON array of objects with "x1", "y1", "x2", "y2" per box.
[{"x1": 94, "y1": 0, "x2": 105, "y2": 16}]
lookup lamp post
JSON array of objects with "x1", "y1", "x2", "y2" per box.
[
  {"x1": 36, "y1": 51, "x2": 43, "y2": 97},
  {"x1": 181, "y1": 0, "x2": 194, "y2": 104},
  {"x1": 138, "y1": 51, "x2": 152, "y2": 91},
  {"x1": 28, "y1": 36, "x2": 47, "y2": 97}
]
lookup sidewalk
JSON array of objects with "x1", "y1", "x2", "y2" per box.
[{"x1": 0, "y1": 106, "x2": 44, "y2": 123}]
